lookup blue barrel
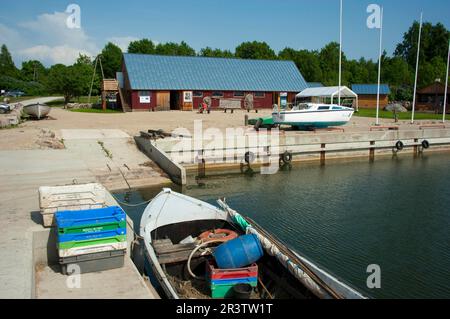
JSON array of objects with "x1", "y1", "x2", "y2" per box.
[{"x1": 213, "y1": 234, "x2": 264, "y2": 269}]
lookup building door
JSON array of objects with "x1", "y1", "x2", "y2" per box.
[
  {"x1": 170, "y1": 91, "x2": 180, "y2": 110},
  {"x1": 157, "y1": 91, "x2": 170, "y2": 110},
  {"x1": 273, "y1": 92, "x2": 279, "y2": 107},
  {"x1": 182, "y1": 91, "x2": 193, "y2": 111}
]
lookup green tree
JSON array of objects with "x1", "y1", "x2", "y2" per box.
[
  {"x1": 418, "y1": 57, "x2": 447, "y2": 87},
  {"x1": 47, "y1": 55, "x2": 96, "y2": 104},
  {"x1": 0, "y1": 44, "x2": 18, "y2": 77},
  {"x1": 345, "y1": 59, "x2": 368, "y2": 85},
  {"x1": 199, "y1": 47, "x2": 234, "y2": 58},
  {"x1": 235, "y1": 41, "x2": 277, "y2": 60},
  {"x1": 99, "y1": 42, "x2": 123, "y2": 78},
  {"x1": 382, "y1": 56, "x2": 412, "y2": 87},
  {"x1": 278, "y1": 48, "x2": 322, "y2": 82},
  {"x1": 20, "y1": 60, "x2": 47, "y2": 82},
  {"x1": 74, "y1": 54, "x2": 98, "y2": 96},
  {"x1": 128, "y1": 39, "x2": 155, "y2": 54},
  {"x1": 155, "y1": 41, "x2": 196, "y2": 56},
  {"x1": 47, "y1": 64, "x2": 71, "y2": 103},
  {"x1": 318, "y1": 42, "x2": 344, "y2": 86},
  {"x1": 395, "y1": 21, "x2": 450, "y2": 69}
]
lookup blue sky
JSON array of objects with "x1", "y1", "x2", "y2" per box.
[{"x1": 0, "y1": 0, "x2": 449, "y2": 66}]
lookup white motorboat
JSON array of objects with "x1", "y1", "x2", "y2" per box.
[
  {"x1": 272, "y1": 103, "x2": 354, "y2": 129},
  {"x1": 139, "y1": 188, "x2": 366, "y2": 299}
]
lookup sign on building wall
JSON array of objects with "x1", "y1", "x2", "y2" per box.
[
  {"x1": 139, "y1": 91, "x2": 151, "y2": 104},
  {"x1": 183, "y1": 91, "x2": 193, "y2": 103}
]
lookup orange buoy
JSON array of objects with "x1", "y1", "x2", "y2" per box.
[{"x1": 198, "y1": 229, "x2": 238, "y2": 243}]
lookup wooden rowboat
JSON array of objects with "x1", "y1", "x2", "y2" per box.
[
  {"x1": 140, "y1": 188, "x2": 367, "y2": 299},
  {"x1": 23, "y1": 103, "x2": 50, "y2": 119}
]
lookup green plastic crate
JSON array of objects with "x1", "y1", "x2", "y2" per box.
[
  {"x1": 210, "y1": 280, "x2": 257, "y2": 299},
  {"x1": 58, "y1": 235, "x2": 127, "y2": 250},
  {"x1": 58, "y1": 220, "x2": 127, "y2": 234}
]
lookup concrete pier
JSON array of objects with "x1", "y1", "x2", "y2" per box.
[
  {"x1": 60, "y1": 129, "x2": 171, "y2": 190},
  {"x1": 0, "y1": 149, "x2": 159, "y2": 299},
  {"x1": 136, "y1": 127, "x2": 450, "y2": 184}
]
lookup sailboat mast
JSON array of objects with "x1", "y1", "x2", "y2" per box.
[
  {"x1": 443, "y1": 39, "x2": 450, "y2": 123},
  {"x1": 338, "y1": 0, "x2": 343, "y2": 105},
  {"x1": 376, "y1": 7, "x2": 384, "y2": 126},
  {"x1": 411, "y1": 12, "x2": 423, "y2": 124}
]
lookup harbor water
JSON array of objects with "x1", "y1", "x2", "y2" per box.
[{"x1": 115, "y1": 152, "x2": 450, "y2": 299}]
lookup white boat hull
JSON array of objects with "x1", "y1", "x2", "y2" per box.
[
  {"x1": 273, "y1": 109, "x2": 354, "y2": 128},
  {"x1": 139, "y1": 188, "x2": 366, "y2": 299},
  {"x1": 23, "y1": 103, "x2": 51, "y2": 119}
]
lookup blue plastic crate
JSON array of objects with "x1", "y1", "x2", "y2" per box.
[
  {"x1": 55, "y1": 206, "x2": 126, "y2": 229},
  {"x1": 211, "y1": 277, "x2": 258, "y2": 286},
  {"x1": 58, "y1": 228, "x2": 127, "y2": 243}
]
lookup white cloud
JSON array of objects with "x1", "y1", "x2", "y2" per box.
[
  {"x1": 18, "y1": 12, "x2": 97, "y2": 53},
  {"x1": 0, "y1": 23, "x2": 22, "y2": 49},
  {"x1": 18, "y1": 11, "x2": 99, "y2": 65},
  {"x1": 18, "y1": 45, "x2": 93, "y2": 65},
  {"x1": 1, "y1": 11, "x2": 100, "y2": 66},
  {"x1": 1, "y1": 10, "x2": 157, "y2": 66},
  {"x1": 106, "y1": 36, "x2": 139, "y2": 52}
]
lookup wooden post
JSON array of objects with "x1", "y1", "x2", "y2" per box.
[
  {"x1": 102, "y1": 91, "x2": 106, "y2": 111},
  {"x1": 320, "y1": 143, "x2": 326, "y2": 166},
  {"x1": 198, "y1": 150, "x2": 206, "y2": 178},
  {"x1": 369, "y1": 141, "x2": 375, "y2": 162},
  {"x1": 244, "y1": 115, "x2": 249, "y2": 126},
  {"x1": 413, "y1": 138, "x2": 419, "y2": 157}
]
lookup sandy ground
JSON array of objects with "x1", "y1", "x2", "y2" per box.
[{"x1": 1, "y1": 99, "x2": 448, "y2": 150}]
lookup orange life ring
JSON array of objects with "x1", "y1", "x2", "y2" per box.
[{"x1": 198, "y1": 229, "x2": 238, "y2": 243}]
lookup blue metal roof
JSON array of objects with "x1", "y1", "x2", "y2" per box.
[
  {"x1": 352, "y1": 84, "x2": 391, "y2": 95},
  {"x1": 123, "y1": 54, "x2": 307, "y2": 92},
  {"x1": 307, "y1": 82, "x2": 324, "y2": 88}
]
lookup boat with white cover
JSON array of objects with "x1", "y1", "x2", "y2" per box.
[
  {"x1": 140, "y1": 188, "x2": 366, "y2": 299},
  {"x1": 272, "y1": 103, "x2": 354, "y2": 129}
]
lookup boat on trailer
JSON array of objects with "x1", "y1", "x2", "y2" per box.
[
  {"x1": 272, "y1": 103, "x2": 354, "y2": 129},
  {"x1": 140, "y1": 188, "x2": 366, "y2": 299}
]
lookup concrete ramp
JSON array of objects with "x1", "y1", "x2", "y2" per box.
[
  {"x1": 61, "y1": 129, "x2": 170, "y2": 190},
  {"x1": 61, "y1": 129, "x2": 130, "y2": 140}
]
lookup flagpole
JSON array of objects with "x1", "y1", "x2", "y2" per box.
[
  {"x1": 376, "y1": 7, "x2": 384, "y2": 126},
  {"x1": 338, "y1": 0, "x2": 343, "y2": 105},
  {"x1": 411, "y1": 12, "x2": 423, "y2": 124},
  {"x1": 443, "y1": 39, "x2": 450, "y2": 123}
]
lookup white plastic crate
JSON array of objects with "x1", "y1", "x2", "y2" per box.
[
  {"x1": 39, "y1": 183, "x2": 107, "y2": 227},
  {"x1": 58, "y1": 241, "x2": 128, "y2": 258}
]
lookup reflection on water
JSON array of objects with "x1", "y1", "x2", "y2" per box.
[{"x1": 114, "y1": 153, "x2": 450, "y2": 299}]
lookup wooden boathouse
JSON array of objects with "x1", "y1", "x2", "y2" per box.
[
  {"x1": 117, "y1": 54, "x2": 308, "y2": 112},
  {"x1": 416, "y1": 81, "x2": 450, "y2": 113},
  {"x1": 351, "y1": 84, "x2": 391, "y2": 109}
]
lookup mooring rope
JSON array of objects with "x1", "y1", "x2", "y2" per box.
[{"x1": 111, "y1": 194, "x2": 152, "y2": 207}]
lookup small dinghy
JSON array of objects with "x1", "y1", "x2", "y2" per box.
[
  {"x1": 140, "y1": 188, "x2": 366, "y2": 299},
  {"x1": 23, "y1": 103, "x2": 51, "y2": 119}
]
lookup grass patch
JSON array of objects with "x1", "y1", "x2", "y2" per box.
[
  {"x1": 3, "y1": 96, "x2": 38, "y2": 103},
  {"x1": 355, "y1": 108, "x2": 450, "y2": 121},
  {"x1": 68, "y1": 96, "x2": 101, "y2": 104},
  {"x1": 46, "y1": 99, "x2": 65, "y2": 107},
  {"x1": 98, "y1": 141, "x2": 113, "y2": 159},
  {"x1": 0, "y1": 124, "x2": 19, "y2": 130},
  {"x1": 70, "y1": 108, "x2": 122, "y2": 113},
  {"x1": 67, "y1": 96, "x2": 122, "y2": 113}
]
